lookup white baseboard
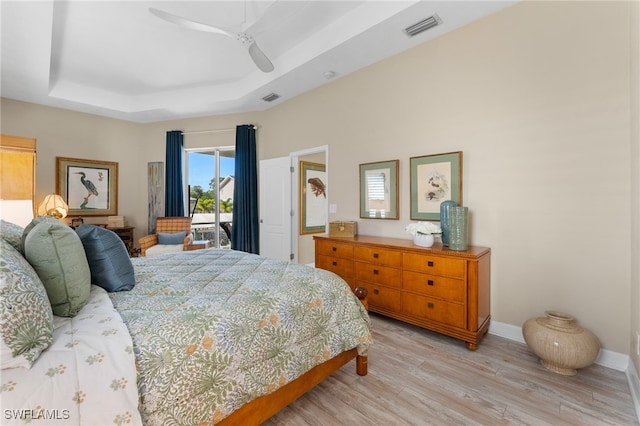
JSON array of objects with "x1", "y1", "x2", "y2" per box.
[
  {"x1": 489, "y1": 320, "x2": 640, "y2": 423},
  {"x1": 627, "y1": 360, "x2": 640, "y2": 424}
]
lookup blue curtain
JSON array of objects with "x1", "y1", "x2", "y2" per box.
[
  {"x1": 231, "y1": 125, "x2": 259, "y2": 253},
  {"x1": 165, "y1": 130, "x2": 185, "y2": 217}
]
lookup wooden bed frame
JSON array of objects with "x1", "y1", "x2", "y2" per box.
[{"x1": 219, "y1": 288, "x2": 369, "y2": 425}]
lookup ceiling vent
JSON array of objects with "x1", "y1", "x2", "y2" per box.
[
  {"x1": 262, "y1": 93, "x2": 280, "y2": 102},
  {"x1": 404, "y1": 14, "x2": 441, "y2": 37}
]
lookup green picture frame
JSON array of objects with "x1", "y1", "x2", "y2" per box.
[
  {"x1": 410, "y1": 151, "x2": 462, "y2": 221},
  {"x1": 359, "y1": 159, "x2": 399, "y2": 220}
]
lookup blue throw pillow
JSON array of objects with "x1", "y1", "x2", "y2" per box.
[
  {"x1": 76, "y1": 225, "x2": 135, "y2": 292},
  {"x1": 158, "y1": 231, "x2": 187, "y2": 245}
]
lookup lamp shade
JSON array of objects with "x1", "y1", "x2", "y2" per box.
[{"x1": 37, "y1": 194, "x2": 69, "y2": 219}]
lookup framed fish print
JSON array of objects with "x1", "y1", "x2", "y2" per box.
[
  {"x1": 359, "y1": 159, "x2": 399, "y2": 219},
  {"x1": 300, "y1": 161, "x2": 326, "y2": 234},
  {"x1": 56, "y1": 157, "x2": 118, "y2": 217},
  {"x1": 410, "y1": 151, "x2": 462, "y2": 221}
]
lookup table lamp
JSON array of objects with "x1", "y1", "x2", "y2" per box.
[{"x1": 37, "y1": 194, "x2": 69, "y2": 219}]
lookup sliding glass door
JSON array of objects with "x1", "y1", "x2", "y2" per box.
[{"x1": 186, "y1": 148, "x2": 235, "y2": 248}]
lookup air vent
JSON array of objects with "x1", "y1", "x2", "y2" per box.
[
  {"x1": 404, "y1": 14, "x2": 441, "y2": 37},
  {"x1": 262, "y1": 93, "x2": 280, "y2": 102}
]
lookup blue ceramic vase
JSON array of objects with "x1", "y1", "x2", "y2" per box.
[{"x1": 439, "y1": 200, "x2": 458, "y2": 246}]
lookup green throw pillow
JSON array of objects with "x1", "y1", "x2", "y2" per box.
[
  {"x1": 24, "y1": 220, "x2": 91, "y2": 317},
  {"x1": 21, "y1": 215, "x2": 60, "y2": 252}
]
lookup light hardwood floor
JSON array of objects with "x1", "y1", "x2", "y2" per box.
[{"x1": 264, "y1": 313, "x2": 638, "y2": 426}]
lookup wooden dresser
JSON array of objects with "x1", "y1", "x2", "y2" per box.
[{"x1": 314, "y1": 235, "x2": 491, "y2": 350}]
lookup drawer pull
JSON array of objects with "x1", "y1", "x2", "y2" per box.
[
  {"x1": 373, "y1": 269, "x2": 379, "y2": 275},
  {"x1": 427, "y1": 261, "x2": 434, "y2": 267},
  {"x1": 427, "y1": 302, "x2": 434, "y2": 309},
  {"x1": 373, "y1": 253, "x2": 379, "y2": 259},
  {"x1": 332, "y1": 246, "x2": 337, "y2": 252},
  {"x1": 427, "y1": 280, "x2": 434, "y2": 286},
  {"x1": 332, "y1": 261, "x2": 337, "y2": 266},
  {"x1": 373, "y1": 289, "x2": 380, "y2": 295}
]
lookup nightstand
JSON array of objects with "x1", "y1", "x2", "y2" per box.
[{"x1": 107, "y1": 226, "x2": 135, "y2": 256}]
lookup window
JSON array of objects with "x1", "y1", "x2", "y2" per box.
[{"x1": 186, "y1": 149, "x2": 235, "y2": 248}]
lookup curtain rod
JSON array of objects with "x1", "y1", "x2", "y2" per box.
[{"x1": 181, "y1": 124, "x2": 257, "y2": 136}]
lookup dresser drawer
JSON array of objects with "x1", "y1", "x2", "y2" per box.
[
  {"x1": 403, "y1": 271, "x2": 466, "y2": 303},
  {"x1": 354, "y1": 246, "x2": 402, "y2": 267},
  {"x1": 315, "y1": 239, "x2": 354, "y2": 259},
  {"x1": 355, "y1": 262, "x2": 401, "y2": 288},
  {"x1": 316, "y1": 255, "x2": 354, "y2": 279},
  {"x1": 403, "y1": 253, "x2": 465, "y2": 279},
  {"x1": 402, "y1": 294, "x2": 466, "y2": 329},
  {"x1": 357, "y1": 282, "x2": 401, "y2": 312}
]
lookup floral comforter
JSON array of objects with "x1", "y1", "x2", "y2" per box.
[{"x1": 109, "y1": 249, "x2": 372, "y2": 425}]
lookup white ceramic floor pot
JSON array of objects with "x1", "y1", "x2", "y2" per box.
[{"x1": 522, "y1": 311, "x2": 600, "y2": 376}]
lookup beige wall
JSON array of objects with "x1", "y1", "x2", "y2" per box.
[
  {"x1": 0, "y1": 100, "x2": 145, "y2": 229},
  {"x1": 261, "y1": 1, "x2": 634, "y2": 354},
  {"x1": 631, "y1": 0, "x2": 640, "y2": 371},
  {"x1": 1, "y1": 1, "x2": 636, "y2": 355}
]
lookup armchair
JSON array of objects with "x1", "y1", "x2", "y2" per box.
[{"x1": 138, "y1": 217, "x2": 193, "y2": 257}]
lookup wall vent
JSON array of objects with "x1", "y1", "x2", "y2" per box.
[
  {"x1": 262, "y1": 93, "x2": 280, "y2": 102},
  {"x1": 404, "y1": 14, "x2": 441, "y2": 37}
]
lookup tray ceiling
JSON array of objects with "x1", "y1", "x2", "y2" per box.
[{"x1": 1, "y1": 1, "x2": 516, "y2": 123}]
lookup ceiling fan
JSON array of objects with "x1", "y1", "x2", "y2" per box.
[{"x1": 149, "y1": 7, "x2": 274, "y2": 73}]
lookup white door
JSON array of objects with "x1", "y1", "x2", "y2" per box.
[{"x1": 259, "y1": 156, "x2": 292, "y2": 260}]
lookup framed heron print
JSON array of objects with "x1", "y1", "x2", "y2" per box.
[
  {"x1": 410, "y1": 151, "x2": 462, "y2": 221},
  {"x1": 56, "y1": 157, "x2": 118, "y2": 216}
]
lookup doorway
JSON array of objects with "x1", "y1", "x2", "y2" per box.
[{"x1": 259, "y1": 145, "x2": 328, "y2": 263}]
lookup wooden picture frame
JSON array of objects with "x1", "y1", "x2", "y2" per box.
[
  {"x1": 56, "y1": 157, "x2": 118, "y2": 217},
  {"x1": 359, "y1": 159, "x2": 399, "y2": 219},
  {"x1": 299, "y1": 161, "x2": 326, "y2": 235},
  {"x1": 410, "y1": 151, "x2": 462, "y2": 221}
]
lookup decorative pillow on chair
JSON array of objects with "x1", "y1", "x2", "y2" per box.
[
  {"x1": 0, "y1": 219, "x2": 25, "y2": 254},
  {"x1": 0, "y1": 239, "x2": 53, "y2": 369},
  {"x1": 158, "y1": 231, "x2": 187, "y2": 245},
  {"x1": 76, "y1": 224, "x2": 135, "y2": 292},
  {"x1": 24, "y1": 219, "x2": 91, "y2": 317}
]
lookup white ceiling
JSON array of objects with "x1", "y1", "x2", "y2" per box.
[{"x1": 1, "y1": 1, "x2": 516, "y2": 123}]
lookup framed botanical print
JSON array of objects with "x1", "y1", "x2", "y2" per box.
[{"x1": 410, "y1": 151, "x2": 462, "y2": 221}]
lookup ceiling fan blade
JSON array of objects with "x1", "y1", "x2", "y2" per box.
[
  {"x1": 247, "y1": 41, "x2": 274, "y2": 73},
  {"x1": 149, "y1": 8, "x2": 233, "y2": 38},
  {"x1": 150, "y1": 8, "x2": 274, "y2": 73}
]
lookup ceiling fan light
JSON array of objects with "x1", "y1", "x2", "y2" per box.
[{"x1": 404, "y1": 14, "x2": 441, "y2": 37}]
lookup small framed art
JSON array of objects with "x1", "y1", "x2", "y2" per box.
[
  {"x1": 299, "y1": 161, "x2": 327, "y2": 234},
  {"x1": 359, "y1": 159, "x2": 399, "y2": 219}
]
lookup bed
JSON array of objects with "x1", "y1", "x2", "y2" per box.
[{"x1": 0, "y1": 218, "x2": 371, "y2": 425}]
